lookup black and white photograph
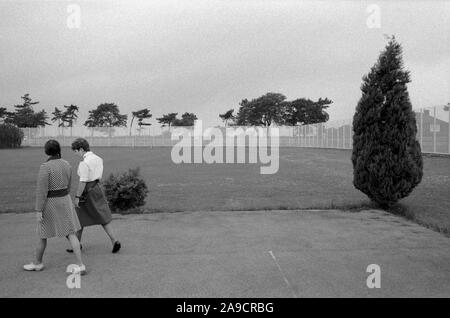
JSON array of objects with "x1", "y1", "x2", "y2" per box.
[{"x1": 0, "y1": 0, "x2": 449, "y2": 302}]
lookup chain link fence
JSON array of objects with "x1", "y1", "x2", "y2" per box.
[{"x1": 20, "y1": 105, "x2": 450, "y2": 155}]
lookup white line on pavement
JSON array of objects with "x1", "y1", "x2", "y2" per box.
[{"x1": 268, "y1": 250, "x2": 298, "y2": 298}]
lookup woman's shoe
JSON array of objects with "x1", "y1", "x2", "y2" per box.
[
  {"x1": 23, "y1": 263, "x2": 44, "y2": 271},
  {"x1": 112, "y1": 241, "x2": 121, "y2": 254},
  {"x1": 66, "y1": 244, "x2": 82, "y2": 253}
]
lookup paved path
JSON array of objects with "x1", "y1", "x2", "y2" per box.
[{"x1": 1, "y1": 210, "x2": 449, "y2": 297}]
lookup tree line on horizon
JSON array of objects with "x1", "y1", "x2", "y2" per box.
[
  {"x1": 0, "y1": 92, "x2": 332, "y2": 136},
  {"x1": 0, "y1": 97, "x2": 198, "y2": 136}
]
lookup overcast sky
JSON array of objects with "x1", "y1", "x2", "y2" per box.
[{"x1": 1, "y1": 0, "x2": 449, "y2": 127}]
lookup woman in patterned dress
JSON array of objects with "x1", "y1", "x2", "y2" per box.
[{"x1": 23, "y1": 140, "x2": 86, "y2": 274}]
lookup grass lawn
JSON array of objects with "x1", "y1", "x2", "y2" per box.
[{"x1": 0, "y1": 146, "x2": 449, "y2": 235}]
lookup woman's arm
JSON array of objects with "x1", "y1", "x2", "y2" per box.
[
  {"x1": 74, "y1": 161, "x2": 89, "y2": 207},
  {"x1": 68, "y1": 165, "x2": 72, "y2": 193},
  {"x1": 76, "y1": 181, "x2": 87, "y2": 198},
  {"x1": 35, "y1": 164, "x2": 49, "y2": 214},
  {"x1": 74, "y1": 181, "x2": 87, "y2": 208}
]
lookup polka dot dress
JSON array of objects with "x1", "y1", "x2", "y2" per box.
[{"x1": 35, "y1": 159, "x2": 81, "y2": 239}]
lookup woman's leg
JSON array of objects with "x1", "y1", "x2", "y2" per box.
[
  {"x1": 66, "y1": 228, "x2": 83, "y2": 253},
  {"x1": 67, "y1": 234, "x2": 83, "y2": 266},
  {"x1": 102, "y1": 222, "x2": 121, "y2": 253},
  {"x1": 76, "y1": 228, "x2": 83, "y2": 243},
  {"x1": 102, "y1": 222, "x2": 117, "y2": 245},
  {"x1": 35, "y1": 238, "x2": 47, "y2": 264}
]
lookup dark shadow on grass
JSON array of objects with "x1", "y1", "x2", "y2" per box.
[{"x1": 386, "y1": 203, "x2": 450, "y2": 237}]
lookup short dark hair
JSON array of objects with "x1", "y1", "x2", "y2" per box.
[
  {"x1": 71, "y1": 138, "x2": 90, "y2": 152},
  {"x1": 45, "y1": 139, "x2": 61, "y2": 158}
]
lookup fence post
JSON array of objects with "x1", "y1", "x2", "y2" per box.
[
  {"x1": 304, "y1": 125, "x2": 306, "y2": 147},
  {"x1": 343, "y1": 123, "x2": 346, "y2": 149},
  {"x1": 350, "y1": 123, "x2": 353, "y2": 150},
  {"x1": 319, "y1": 123, "x2": 323, "y2": 148},
  {"x1": 419, "y1": 109, "x2": 423, "y2": 150},
  {"x1": 315, "y1": 124, "x2": 318, "y2": 147},
  {"x1": 304, "y1": 125, "x2": 307, "y2": 147},
  {"x1": 312, "y1": 124, "x2": 314, "y2": 147},
  {"x1": 337, "y1": 123, "x2": 340, "y2": 148},
  {"x1": 433, "y1": 106, "x2": 437, "y2": 153},
  {"x1": 339, "y1": 124, "x2": 341, "y2": 148},
  {"x1": 347, "y1": 122, "x2": 350, "y2": 149},
  {"x1": 448, "y1": 104, "x2": 450, "y2": 154},
  {"x1": 308, "y1": 125, "x2": 311, "y2": 147},
  {"x1": 332, "y1": 126, "x2": 334, "y2": 148},
  {"x1": 288, "y1": 128, "x2": 291, "y2": 147},
  {"x1": 348, "y1": 123, "x2": 351, "y2": 149},
  {"x1": 300, "y1": 125, "x2": 303, "y2": 147},
  {"x1": 348, "y1": 123, "x2": 352, "y2": 149},
  {"x1": 309, "y1": 125, "x2": 312, "y2": 147}
]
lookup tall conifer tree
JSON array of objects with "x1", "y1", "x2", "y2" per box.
[{"x1": 352, "y1": 37, "x2": 423, "y2": 207}]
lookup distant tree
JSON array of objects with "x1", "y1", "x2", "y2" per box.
[
  {"x1": 156, "y1": 113, "x2": 178, "y2": 129},
  {"x1": 51, "y1": 107, "x2": 65, "y2": 136},
  {"x1": 51, "y1": 107, "x2": 64, "y2": 127},
  {"x1": 130, "y1": 108, "x2": 152, "y2": 136},
  {"x1": 84, "y1": 103, "x2": 127, "y2": 137},
  {"x1": 173, "y1": 112, "x2": 198, "y2": 126},
  {"x1": 235, "y1": 99, "x2": 251, "y2": 125},
  {"x1": 10, "y1": 94, "x2": 49, "y2": 127},
  {"x1": 33, "y1": 110, "x2": 50, "y2": 127},
  {"x1": 0, "y1": 107, "x2": 7, "y2": 123},
  {"x1": 352, "y1": 37, "x2": 423, "y2": 207},
  {"x1": 282, "y1": 98, "x2": 332, "y2": 126},
  {"x1": 13, "y1": 94, "x2": 39, "y2": 128},
  {"x1": 2, "y1": 112, "x2": 15, "y2": 125},
  {"x1": 0, "y1": 107, "x2": 15, "y2": 125},
  {"x1": 62, "y1": 104, "x2": 79, "y2": 136},
  {"x1": 235, "y1": 93, "x2": 286, "y2": 126},
  {"x1": 219, "y1": 109, "x2": 235, "y2": 127}
]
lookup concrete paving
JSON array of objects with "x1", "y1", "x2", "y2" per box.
[{"x1": 0, "y1": 209, "x2": 449, "y2": 297}]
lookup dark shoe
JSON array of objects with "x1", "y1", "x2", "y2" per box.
[
  {"x1": 66, "y1": 244, "x2": 82, "y2": 253},
  {"x1": 112, "y1": 241, "x2": 121, "y2": 254}
]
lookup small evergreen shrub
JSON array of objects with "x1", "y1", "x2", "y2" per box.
[
  {"x1": 0, "y1": 124, "x2": 24, "y2": 148},
  {"x1": 103, "y1": 167, "x2": 149, "y2": 212},
  {"x1": 352, "y1": 37, "x2": 423, "y2": 207}
]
